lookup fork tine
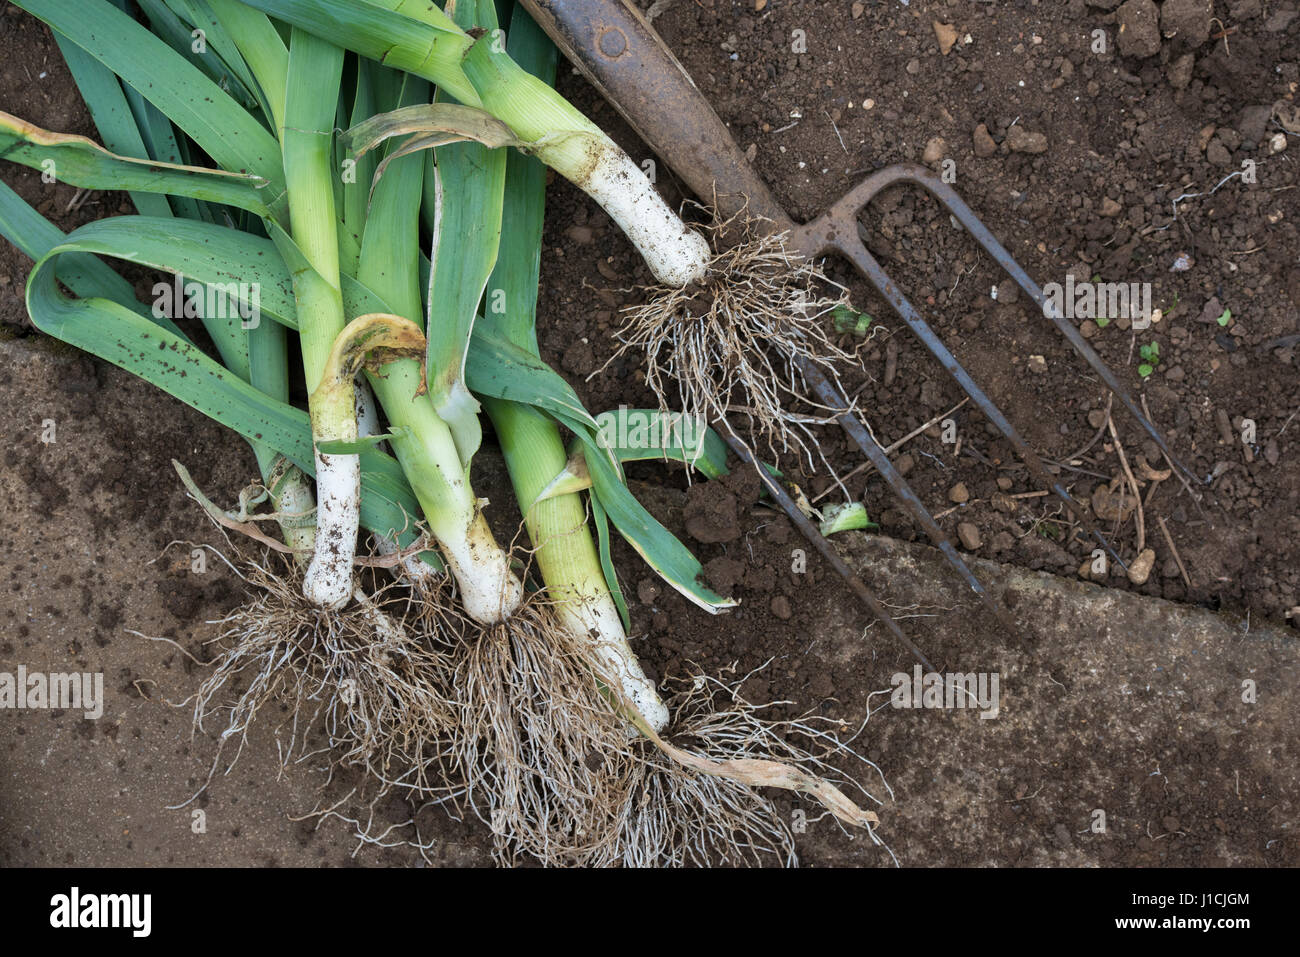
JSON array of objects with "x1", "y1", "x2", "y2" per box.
[
  {"x1": 716, "y1": 419, "x2": 938, "y2": 671},
  {"x1": 914, "y1": 166, "x2": 1201, "y2": 486},
  {"x1": 834, "y1": 229, "x2": 1115, "y2": 556},
  {"x1": 799, "y1": 362, "x2": 1021, "y2": 636}
]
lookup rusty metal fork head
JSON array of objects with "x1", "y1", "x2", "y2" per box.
[{"x1": 792, "y1": 163, "x2": 1198, "y2": 563}]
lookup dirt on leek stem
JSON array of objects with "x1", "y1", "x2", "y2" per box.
[{"x1": 460, "y1": 35, "x2": 710, "y2": 288}]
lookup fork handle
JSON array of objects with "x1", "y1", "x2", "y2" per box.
[{"x1": 518, "y1": 0, "x2": 790, "y2": 227}]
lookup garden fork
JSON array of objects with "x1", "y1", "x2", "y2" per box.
[{"x1": 521, "y1": 0, "x2": 1194, "y2": 652}]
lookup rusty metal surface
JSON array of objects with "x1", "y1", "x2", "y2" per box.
[{"x1": 518, "y1": 0, "x2": 788, "y2": 226}]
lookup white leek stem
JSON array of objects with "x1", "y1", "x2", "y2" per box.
[
  {"x1": 572, "y1": 145, "x2": 710, "y2": 287},
  {"x1": 462, "y1": 39, "x2": 710, "y2": 288},
  {"x1": 555, "y1": 592, "x2": 669, "y2": 733},
  {"x1": 435, "y1": 510, "x2": 523, "y2": 624},
  {"x1": 302, "y1": 399, "x2": 359, "y2": 609}
]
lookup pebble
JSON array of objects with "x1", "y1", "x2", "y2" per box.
[
  {"x1": 1006, "y1": 125, "x2": 1048, "y2": 154},
  {"x1": 851, "y1": 1, "x2": 864, "y2": 18},
  {"x1": 1206, "y1": 138, "x2": 1232, "y2": 166},
  {"x1": 1080, "y1": 320, "x2": 1100, "y2": 339},
  {"x1": 972, "y1": 123, "x2": 997, "y2": 158},
  {"x1": 770, "y1": 595, "x2": 793, "y2": 620},
  {"x1": 996, "y1": 476, "x2": 1014, "y2": 491},
  {"x1": 1100, "y1": 197, "x2": 1123, "y2": 217},
  {"x1": 1127, "y1": 547, "x2": 1156, "y2": 585},
  {"x1": 957, "y1": 522, "x2": 982, "y2": 550},
  {"x1": 1238, "y1": 103, "x2": 1273, "y2": 144},
  {"x1": 932, "y1": 21, "x2": 958, "y2": 56},
  {"x1": 636, "y1": 578, "x2": 661, "y2": 605},
  {"x1": 895, "y1": 453, "x2": 915, "y2": 476},
  {"x1": 1160, "y1": 0, "x2": 1212, "y2": 48},
  {"x1": 1116, "y1": 0, "x2": 1162, "y2": 58},
  {"x1": 949, "y1": 482, "x2": 970, "y2": 504},
  {"x1": 922, "y1": 136, "x2": 946, "y2": 165},
  {"x1": 1027, "y1": 354, "x2": 1048, "y2": 374},
  {"x1": 565, "y1": 225, "x2": 593, "y2": 244},
  {"x1": 1092, "y1": 484, "x2": 1137, "y2": 522}
]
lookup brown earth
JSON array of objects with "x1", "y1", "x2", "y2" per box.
[{"x1": 1, "y1": 0, "x2": 1297, "y2": 867}]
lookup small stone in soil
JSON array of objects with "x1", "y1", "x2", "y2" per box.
[
  {"x1": 636, "y1": 579, "x2": 661, "y2": 606},
  {"x1": 973, "y1": 123, "x2": 997, "y2": 158},
  {"x1": 1160, "y1": 0, "x2": 1212, "y2": 48},
  {"x1": 949, "y1": 482, "x2": 970, "y2": 504},
  {"x1": 770, "y1": 595, "x2": 792, "y2": 620},
  {"x1": 1092, "y1": 484, "x2": 1137, "y2": 522},
  {"x1": 1206, "y1": 139, "x2": 1232, "y2": 166},
  {"x1": 1116, "y1": 0, "x2": 1162, "y2": 58},
  {"x1": 957, "y1": 522, "x2": 982, "y2": 550},
  {"x1": 1007, "y1": 125, "x2": 1049, "y2": 154},
  {"x1": 932, "y1": 21, "x2": 958, "y2": 56},
  {"x1": 1127, "y1": 547, "x2": 1156, "y2": 585}
]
